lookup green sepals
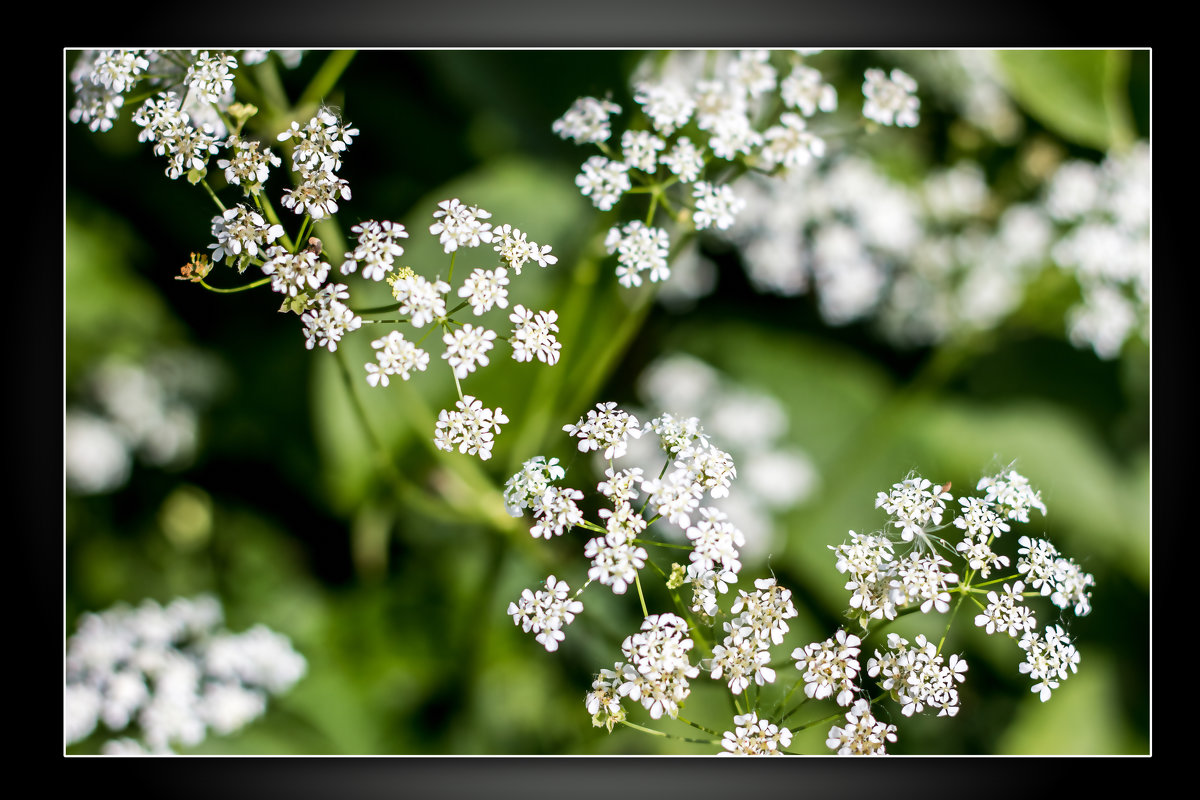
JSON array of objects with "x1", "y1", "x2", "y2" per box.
[
  {"x1": 666, "y1": 562, "x2": 688, "y2": 590},
  {"x1": 227, "y1": 102, "x2": 259, "y2": 136},
  {"x1": 186, "y1": 166, "x2": 207, "y2": 185},
  {"x1": 279, "y1": 292, "x2": 311, "y2": 315}
]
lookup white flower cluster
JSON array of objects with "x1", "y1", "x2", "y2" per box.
[
  {"x1": 703, "y1": 577, "x2": 796, "y2": 695},
  {"x1": 64, "y1": 594, "x2": 305, "y2": 754},
  {"x1": 65, "y1": 351, "x2": 222, "y2": 495},
  {"x1": 867, "y1": 633, "x2": 968, "y2": 718},
  {"x1": 554, "y1": 50, "x2": 855, "y2": 289},
  {"x1": 603, "y1": 613, "x2": 700, "y2": 721},
  {"x1": 507, "y1": 575, "x2": 583, "y2": 652},
  {"x1": 356, "y1": 200, "x2": 561, "y2": 462},
  {"x1": 720, "y1": 711, "x2": 793, "y2": 755},
  {"x1": 70, "y1": 49, "x2": 150, "y2": 132},
  {"x1": 825, "y1": 698, "x2": 898, "y2": 755},
  {"x1": 276, "y1": 108, "x2": 358, "y2": 220},
  {"x1": 792, "y1": 629, "x2": 862, "y2": 706},
  {"x1": 1045, "y1": 142, "x2": 1150, "y2": 359}
]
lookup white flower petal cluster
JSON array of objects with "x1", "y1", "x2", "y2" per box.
[
  {"x1": 441, "y1": 323, "x2": 497, "y2": 379},
  {"x1": 1017, "y1": 624, "x2": 1080, "y2": 701},
  {"x1": 612, "y1": 613, "x2": 699, "y2": 720},
  {"x1": 217, "y1": 136, "x2": 282, "y2": 196},
  {"x1": 826, "y1": 699, "x2": 896, "y2": 755},
  {"x1": 458, "y1": 267, "x2": 510, "y2": 315},
  {"x1": 974, "y1": 581, "x2": 1037, "y2": 637},
  {"x1": 185, "y1": 51, "x2": 238, "y2": 105},
  {"x1": 209, "y1": 205, "x2": 285, "y2": 269},
  {"x1": 429, "y1": 198, "x2": 494, "y2": 253},
  {"x1": 507, "y1": 576, "x2": 584, "y2": 652},
  {"x1": 874, "y1": 475, "x2": 953, "y2": 545},
  {"x1": 793, "y1": 629, "x2": 863, "y2": 706},
  {"x1": 605, "y1": 220, "x2": 672, "y2": 288},
  {"x1": 390, "y1": 274, "x2": 451, "y2": 327},
  {"x1": 260, "y1": 246, "x2": 331, "y2": 297},
  {"x1": 692, "y1": 181, "x2": 746, "y2": 231},
  {"x1": 64, "y1": 595, "x2": 305, "y2": 753},
  {"x1": 341, "y1": 220, "x2": 408, "y2": 281},
  {"x1": 70, "y1": 50, "x2": 150, "y2": 132},
  {"x1": 553, "y1": 96, "x2": 622, "y2": 143},
  {"x1": 720, "y1": 711, "x2": 792, "y2": 755},
  {"x1": 300, "y1": 284, "x2": 361, "y2": 352},
  {"x1": 576, "y1": 155, "x2": 631, "y2": 211},
  {"x1": 781, "y1": 64, "x2": 838, "y2": 116},
  {"x1": 508, "y1": 305, "x2": 561, "y2": 365},
  {"x1": 1016, "y1": 536, "x2": 1094, "y2": 616},
  {"x1": 976, "y1": 470, "x2": 1047, "y2": 523},
  {"x1": 492, "y1": 225, "x2": 557, "y2": 274},
  {"x1": 365, "y1": 331, "x2": 429, "y2": 387},
  {"x1": 503, "y1": 456, "x2": 567, "y2": 516},
  {"x1": 867, "y1": 633, "x2": 967, "y2": 717},
  {"x1": 862, "y1": 67, "x2": 920, "y2": 127},
  {"x1": 277, "y1": 108, "x2": 357, "y2": 219},
  {"x1": 563, "y1": 402, "x2": 642, "y2": 461},
  {"x1": 433, "y1": 395, "x2": 508, "y2": 461}
]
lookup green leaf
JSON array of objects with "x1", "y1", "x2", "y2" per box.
[{"x1": 994, "y1": 50, "x2": 1133, "y2": 152}]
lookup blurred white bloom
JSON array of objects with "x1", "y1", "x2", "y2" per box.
[{"x1": 64, "y1": 595, "x2": 305, "y2": 753}]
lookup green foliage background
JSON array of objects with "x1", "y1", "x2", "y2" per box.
[{"x1": 64, "y1": 49, "x2": 1150, "y2": 755}]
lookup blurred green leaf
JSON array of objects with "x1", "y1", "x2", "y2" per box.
[
  {"x1": 996, "y1": 653, "x2": 1147, "y2": 754},
  {"x1": 994, "y1": 50, "x2": 1134, "y2": 151}
]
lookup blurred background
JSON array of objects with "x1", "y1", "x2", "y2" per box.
[{"x1": 64, "y1": 49, "x2": 1150, "y2": 754}]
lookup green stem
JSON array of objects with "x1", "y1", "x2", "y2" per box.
[
  {"x1": 198, "y1": 277, "x2": 270, "y2": 293},
  {"x1": 618, "y1": 719, "x2": 717, "y2": 745},
  {"x1": 298, "y1": 50, "x2": 358, "y2": 110}
]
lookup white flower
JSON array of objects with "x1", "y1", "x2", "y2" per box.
[
  {"x1": 633, "y1": 81, "x2": 695, "y2": 136},
  {"x1": 433, "y1": 395, "x2": 508, "y2": 461},
  {"x1": 563, "y1": 402, "x2": 642, "y2": 460},
  {"x1": 604, "y1": 221, "x2": 671, "y2": 288},
  {"x1": 508, "y1": 305, "x2": 561, "y2": 365},
  {"x1": 760, "y1": 112, "x2": 826, "y2": 171},
  {"x1": 781, "y1": 64, "x2": 837, "y2": 116},
  {"x1": 429, "y1": 198, "x2": 493, "y2": 253},
  {"x1": 209, "y1": 206, "x2": 285, "y2": 269},
  {"x1": 826, "y1": 699, "x2": 896, "y2": 755},
  {"x1": 576, "y1": 155, "x2": 631, "y2": 211},
  {"x1": 529, "y1": 485, "x2": 586, "y2": 539},
  {"x1": 621, "y1": 129, "x2": 666, "y2": 173},
  {"x1": 585, "y1": 532, "x2": 648, "y2": 595},
  {"x1": 441, "y1": 324, "x2": 497, "y2": 379},
  {"x1": 300, "y1": 298, "x2": 361, "y2": 352},
  {"x1": 217, "y1": 136, "x2": 282, "y2": 195},
  {"x1": 492, "y1": 224, "x2": 557, "y2": 274},
  {"x1": 391, "y1": 274, "x2": 451, "y2": 327},
  {"x1": 341, "y1": 220, "x2": 408, "y2": 281},
  {"x1": 507, "y1": 576, "x2": 584, "y2": 652},
  {"x1": 504, "y1": 456, "x2": 567, "y2": 517},
  {"x1": 553, "y1": 96, "x2": 622, "y2": 143},
  {"x1": 720, "y1": 711, "x2": 791, "y2": 755},
  {"x1": 862, "y1": 67, "x2": 920, "y2": 127},
  {"x1": 727, "y1": 50, "x2": 777, "y2": 98},
  {"x1": 660, "y1": 136, "x2": 705, "y2": 183},
  {"x1": 365, "y1": 331, "x2": 429, "y2": 387},
  {"x1": 458, "y1": 267, "x2": 510, "y2": 315},
  {"x1": 692, "y1": 181, "x2": 746, "y2": 231},
  {"x1": 185, "y1": 51, "x2": 238, "y2": 104}
]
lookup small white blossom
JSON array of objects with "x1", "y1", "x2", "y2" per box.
[
  {"x1": 862, "y1": 67, "x2": 920, "y2": 127},
  {"x1": 433, "y1": 395, "x2": 508, "y2": 461},
  {"x1": 429, "y1": 198, "x2": 493, "y2": 253},
  {"x1": 576, "y1": 156, "x2": 631, "y2": 211},
  {"x1": 553, "y1": 96, "x2": 622, "y2": 143}
]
